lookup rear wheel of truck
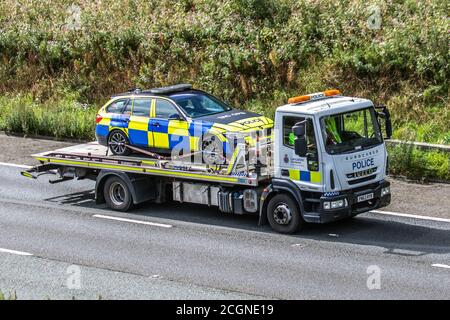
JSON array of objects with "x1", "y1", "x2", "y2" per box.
[
  {"x1": 267, "y1": 194, "x2": 303, "y2": 234},
  {"x1": 104, "y1": 176, "x2": 133, "y2": 212}
]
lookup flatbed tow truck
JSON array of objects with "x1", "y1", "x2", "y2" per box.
[{"x1": 21, "y1": 90, "x2": 392, "y2": 233}]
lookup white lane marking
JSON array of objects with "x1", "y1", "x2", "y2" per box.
[
  {"x1": 328, "y1": 233, "x2": 339, "y2": 237},
  {"x1": 432, "y1": 264, "x2": 450, "y2": 269},
  {"x1": 371, "y1": 210, "x2": 450, "y2": 223},
  {"x1": 0, "y1": 162, "x2": 32, "y2": 169},
  {"x1": 93, "y1": 214, "x2": 173, "y2": 228},
  {"x1": 0, "y1": 248, "x2": 33, "y2": 256}
]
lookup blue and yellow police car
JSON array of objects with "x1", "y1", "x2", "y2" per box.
[{"x1": 95, "y1": 84, "x2": 273, "y2": 163}]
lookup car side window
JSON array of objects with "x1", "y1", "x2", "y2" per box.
[
  {"x1": 132, "y1": 98, "x2": 151, "y2": 117},
  {"x1": 155, "y1": 99, "x2": 179, "y2": 119},
  {"x1": 106, "y1": 99, "x2": 128, "y2": 114},
  {"x1": 122, "y1": 99, "x2": 133, "y2": 116}
]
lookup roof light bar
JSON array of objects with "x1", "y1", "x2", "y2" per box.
[{"x1": 288, "y1": 89, "x2": 341, "y2": 104}]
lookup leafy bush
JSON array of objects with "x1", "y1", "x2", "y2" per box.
[
  {"x1": 388, "y1": 144, "x2": 450, "y2": 181},
  {"x1": 0, "y1": 290, "x2": 17, "y2": 300},
  {"x1": 0, "y1": 94, "x2": 96, "y2": 140}
]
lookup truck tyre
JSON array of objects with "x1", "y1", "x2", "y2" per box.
[
  {"x1": 108, "y1": 130, "x2": 131, "y2": 156},
  {"x1": 267, "y1": 194, "x2": 303, "y2": 234},
  {"x1": 104, "y1": 176, "x2": 133, "y2": 211}
]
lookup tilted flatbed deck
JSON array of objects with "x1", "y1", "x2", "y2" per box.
[{"x1": 30, "y1": 142, "x2": 271, "y2": 186}]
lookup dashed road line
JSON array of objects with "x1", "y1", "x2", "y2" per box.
[
  {"x1": 371, "y1": 210, "x2": 450, "y2": 223},
  {"x1": 432, "y1": 264, "x2": 450, "y2": 269},
  {"x1": 0, "y1": 248, "x2": 33, "y2": 256},
  {"x1": 93, "y1": 214, "x2": 173, "y2": 228},
  {"x1": 0, "y1": 162, "x2": 32, "y2": 169}
]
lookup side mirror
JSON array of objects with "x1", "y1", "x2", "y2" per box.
[
  {"x1": 384, "y1": 108, "x2": 392, "y2": 139},
  {"x1": 292, "y1": 122, "x2": 307, "y2": 157},
  {"x1": 169, "y1": 113, "x2": 182, "y2": 120},
  {"x1": 295, "y1": 137, "x2": 307, "y2": 157},
  {"x1": 376, "y1": 105, "x2": 392, "y2": 139},
  {"x1": 292, "y1": 122, "x2": 305, "y2": 137}
]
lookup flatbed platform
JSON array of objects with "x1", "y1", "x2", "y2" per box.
[{"x1": 30, "y1": 142, "x2": 271, "y2": 186}]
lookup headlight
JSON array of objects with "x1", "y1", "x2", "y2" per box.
[
  {"x1": 381, "y1": 187, "x2": 390, "y2": 197},
  {"x1": 323, "y1": 199, "x2": 348, "y2": 210}
]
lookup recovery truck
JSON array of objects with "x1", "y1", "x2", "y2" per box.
[{"x1": 21, "y1": 90, "x2": 392, "y2": 234}]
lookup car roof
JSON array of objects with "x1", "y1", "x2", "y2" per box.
[{"x1": 111, "y1": 84, "x2": 200, "y2": 98}]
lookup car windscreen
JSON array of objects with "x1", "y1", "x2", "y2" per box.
[
  {"x1": 169, "y1": 92, "x2": 232, "y2": 118},
  {"x1": 321, "y1": 107, "x2": 383, "y2": 154}
]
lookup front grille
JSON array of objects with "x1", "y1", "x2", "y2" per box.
[
  {"x1": 346, "y1": 167, "x2": 377, "y2": 179},
  {"x1": 347, "y1": 174, "x2": 376, "y2": 185}
]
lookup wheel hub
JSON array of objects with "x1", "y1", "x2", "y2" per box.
[
  {"x1": 110, "y1": 132, "x2": 127, "y2": 154},
  {"x1": 109, "y1": 182, "x2": 126, "y2": 206},
  {"x1": 273, "y1": 203, "x2": 291, "y2": 225},
  {"x1": 202, "y1": 136, "x2": 223, "y2": 164}
]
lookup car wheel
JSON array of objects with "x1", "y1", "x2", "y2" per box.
[
  {"x1": 103, "y1": 176, "x2": 133, "y2": 212},
  {"x1": 108, "y1": 130, "x2": 131, "y2": 156},
  {"x1": 267, "y1": 194, "x2": 303, "y2": 234},
  {"x1": 201, "y1": 134, "x2": 225, "y2": 165}
]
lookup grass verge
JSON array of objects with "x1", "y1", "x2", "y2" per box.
[
  {"x1": 387, "y1": 144, "x2": 450, "y2": 182},
  {"x1": 0, "y1": 290, "x2": 17, "y2": 300}
]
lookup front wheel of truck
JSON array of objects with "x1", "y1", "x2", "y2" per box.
[{"x1": 267, "y1": 194, "x2": 303, "y2": 234}]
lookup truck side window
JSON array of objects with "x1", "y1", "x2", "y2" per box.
[
  {"x1": 283, "y1": 116, "x2": 305, "y2": 147},
  {"x1": 283, "y1": 116, "x2": 319, "y2": 171}
]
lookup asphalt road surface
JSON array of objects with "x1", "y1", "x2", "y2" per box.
[{"x1": 0, "y1": 163, "x2": 449, "y2": 300}]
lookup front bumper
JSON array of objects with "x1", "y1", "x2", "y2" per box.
[{"x1": 303, "y1": 180, "x2": 391, "y2": 224}]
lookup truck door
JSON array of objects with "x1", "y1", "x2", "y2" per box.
[{"x1": 280, "y1": 115, "x2": 321, "y2": 186}]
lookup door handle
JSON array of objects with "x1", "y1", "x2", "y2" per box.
[
  {"x1": 153, "y1": 122, "x2": 160, "y2": 127},
  {"x1": 124, "y1": 118, "x2": 130, "y2": 123}
]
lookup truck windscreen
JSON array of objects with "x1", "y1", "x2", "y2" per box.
[{"x1": 321, "y1": 107, "x2": 382, "y2": 154}]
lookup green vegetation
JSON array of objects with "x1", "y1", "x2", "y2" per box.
[
  {"x1": 388, "y1": 144, "x2": 450, "y2": 181},
  {"x1": 0, "y1": 94, "x2": 95, "y2": 140},
  {"x1": 0, "y1": 290, "x2": 17, "y2": 300},
  {"x1": 0, "y1": 0, "x2": 448, "y2": 179}
]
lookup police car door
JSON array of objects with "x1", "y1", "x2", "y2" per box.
[
  {"x1": 151, "y1": 98, "x2": 185, "y2": 150},
  {"x1": 128, "y1": 98, "x2": 152, "y2": 147}
]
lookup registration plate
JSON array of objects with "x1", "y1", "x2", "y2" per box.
[{"x1": 357, "y1": 193, "x2": 374, "y2": 203}]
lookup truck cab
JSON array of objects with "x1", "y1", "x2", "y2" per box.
[{"x1": 264, "y1": 90, "x2": 392, "y2": 233}]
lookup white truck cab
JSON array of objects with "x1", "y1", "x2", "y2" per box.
[{"x1": 262, "y1": 90, "x2": 391, "y2": 232}]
